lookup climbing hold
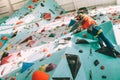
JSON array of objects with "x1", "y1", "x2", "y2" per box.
[
  {"x1": 11, "y1": 31, "x2": 18, "y2": 38},
  {"x1": 13, "y1": 26, "x2": 17, "y2": 30},
  {"x1": 35, "y1": 23, "x2": 39, "y2": 27},
  {"x1": 32, "y1": 70, "x2": 50, "y2": 80},
  {"x1": 1, "y1": 36, "x2": 8, "y2": 40},
  {"x1": 79, "y1": 49, "x2": 83, "y2": 53},
  {"x1": 68, "y1": 19, "x2": 76, "y2": 27},
  {"x1": 43, "y1": 13, "x2": 51, "y2": 20},
  {"x1": 5, "y1": 44, "x2": 13, "y2": 51},
  {"x1": 16, "y1": 21, "x2": 23, "y2": 25},
  {"x1": 95, "y1": 47, "x2": 117, "y2": 58},
  {"x1": 32, "y1": 0, "x2": 39, "y2": 2},
  {"x1": 61, "y1": 24, "x2": 66, "y2": 26},
  {"x1": 0, "y1": 42, "x2": 3, "y2": 48},
  {"x1": 1, "y1": 52, "x2": 9, "y2": 61},
  {"x1": 65, "y1": 54, "x2": 81, "y2": 79},
  {"x1": 20, "y1": 36, "x2": 32, "y2": 44},
  {"x1": 39, "y1": 64, "x2": 48, "y2": 72},
  {"x1": 42, "y1": 48, "x2": 48, "y2": 52},
  {"x1": 45, "y1": 63, "x2": 56, "y2": 72},
  {"x1": 101, "y1": 20, "x2": 106, "y2": 23},
  {"x1": 75, "y1": 39, "x2": 89, "y2": 44},
  {"x1": 89, "y1": 70, "x2": 92, "y2": 80},
  {"x1": 63, "y1": 32, "x2": 67, "y2": 35},
  {"x1": 28, "y1": 5, "x2": 34, "y2": 9},
  {"x1": 83, "y1": 34, "x2": 87, "y2": 38},
  {"x1": 102, "y1": 75, "x2": 107, "y2": 79},
  {"x1": 100, "y1": 65, "x2": 105, "y2": 70},
  {"x1": 94, "y1": 59, "x2": 99, "y2": 66},
  {"x1": 99, "y1": 13, "x2": 104, "y2": 16},
  {"x1": 90, "y1": 48, "x2": 92, "y2": 55},
  {"x1": 10, "y1": 76, "x2": 16, "y2": 80},
  {"x1": 26, "y1": 40, "x2": 36, "y2": 47},
  {"x1": 54, "y1": 16, "x2": 61, "y2": 20},
  {"x1": 63, "y1": 37, "x2": 71, "y2": 41},
  {"x1": 5, "y1": 74, "x2": 10, "y2": 80},
  {"x1": 48, "y1": 33, "x2": 56, "y2": 37},
  {"x1": 47, "y1": 53, "x2": 51, "y2": 57},
  {"x1": 21, "y1": 62, "x2": 34, "y2": 73},
  {"x1": 41, "y1": 3, "x2": 44, "y2": 7}
]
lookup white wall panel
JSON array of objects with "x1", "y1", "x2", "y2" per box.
[
  {"x1": 10, "y1": 0, "x2": 24, "y2": 4},
  {"x1": 62, "y1": 2, "x2": 75, "y2": 11},
  {"x1": 0, "y1": 0, "x2": 118, "y2": 18},
  {"x1": 12, "y1": 1, "x2": 28, "y2": 11},
  {"x1": 55, "y1": 0, "x2": 73, "y2": 5},
  {"x1": 76, "y1": 0, "x2": 116, "y2": 8},
  {"x1": 0, "y1": 6, "x2": 8, "y2": 12}
]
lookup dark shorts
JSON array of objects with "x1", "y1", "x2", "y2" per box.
[{"x1": 87, "y1": 25, "x2": 102, "y2": 36}]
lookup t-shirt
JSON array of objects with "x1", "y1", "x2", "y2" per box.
[{"x1": 81, "y1": 14, "x2": 96, "y2": 29}]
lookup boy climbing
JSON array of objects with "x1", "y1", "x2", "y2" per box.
[{"x1": 69, "y1": 13, "x2": 120, "y2": 58}]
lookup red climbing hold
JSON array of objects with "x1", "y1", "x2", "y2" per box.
[
  {"x1": 32, "y1": 0, "x2": 39, "y2": 2},
  {"x1": 83, "y1": 34, "x2": 87, "y2": 38},
  {"x1": 100, "y1": 65, "x2": 105, "y2": 70}
]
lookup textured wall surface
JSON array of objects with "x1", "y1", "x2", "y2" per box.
[{"x1": 0, "y1": 0, "x2": 118, "y2": 18}]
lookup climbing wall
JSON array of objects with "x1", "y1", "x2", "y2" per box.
[
  {"x1": 0, "y1": 2, "x2": 120, "y2": 80},
  {"x1": 1, "y1": 0, "x2": 65, "y2": 26}
]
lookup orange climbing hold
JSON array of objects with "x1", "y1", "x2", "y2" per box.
[
  {"x1": 0, "y1": 42, "x2": 3, "y2": 48},
  {"x1": 32, "y1": 0, "x2": 39, "y2": 2},
  {"x1": 1, "y1": 36, "x2": 8, "y2": 40},
  {"x1": 16, "y1": 21, "x2": 23, "y2": 25},
  {"x1": 28, "y1": 5, "x2": 34, "y2": 9},
  {"x1": 42, "y1": 48, "x2": 48, "y2": 52},
  {"x1": 47, "y1": 53, "x2": 51, "y2": 57},
  {"x1": 32, "y1": 70, "x2": 50, "y2": 80}
]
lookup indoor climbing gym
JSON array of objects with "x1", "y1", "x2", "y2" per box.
[{"x1": 0, "y1": 0, "x2": 120, "y2": 80}]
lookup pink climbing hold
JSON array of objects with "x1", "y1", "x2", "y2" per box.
[{"x1": 100, "y1": 65, "x2": 105, "y2": 70}]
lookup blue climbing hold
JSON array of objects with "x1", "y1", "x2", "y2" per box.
[{"x1": 21, "y1": 62, "x2": 34, "y2": 73}]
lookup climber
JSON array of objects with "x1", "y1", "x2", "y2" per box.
[{"x1": 69, "y1": 13, "x2": 120, "y2": 58}]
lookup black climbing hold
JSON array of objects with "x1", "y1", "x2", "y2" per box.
[
  {"x1": 41, "y1": 3, "x2": 44, "y2": 7},
  {"x1": 89, "y1": 70, "x2": 92, "y2": 80},
  {"x1": 48, "y1": 33, "x2": 56, "y2": 37},
  {"x1": 102, "y1": 75, "x2": 107, "y2": 79},
  {"x1": 101, "y1": 20, "x2": 106, "y2": 23},
  {"x1": 75, "y1": 39, "x2": 89, "y2": 44},
  {"x1": 1, "y1": 52, "x2": 9, "y2": 61},
  {"x1": 65, "y1": 54, "x2": 81, "y2": 79},
  {"x1": 60, "y1": 10, "x2": 64, "y2": 15},
  {"x1": 90, "y1": 48, "x2": 92, "y2": 55},
  {"x1": 11, "y1": 31, "x2": 18, "y2": 38},
  {"x1": 79, "y1": 49, "x2": 83, "y2": 53},
  {"x1": 94, "y1": 59, "x2": 99, "y2": 66},
  {"x1": 63, "y1": 37, "x2": 71, "y2": 41},
  {"x1": 100, "y1": 13, "x2": 104, "y2": 16},
  {"x1": 95, "y1": 47, "x2": 117, "y2": 58}
]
